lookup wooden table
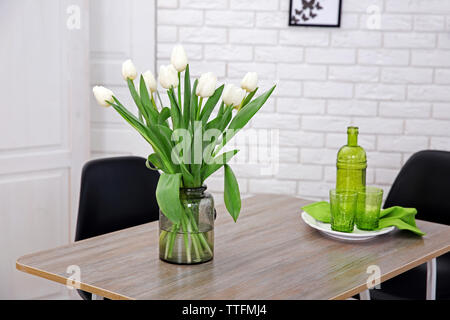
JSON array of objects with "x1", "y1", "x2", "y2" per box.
[{"x1": 16, "y1": 195, "x2": 450, "y2": 300}]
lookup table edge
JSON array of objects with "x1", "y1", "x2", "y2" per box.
[
  {"x1": 17, "y1": 241, "x2": 450, "y2": 300},
  {"x1": 330, "y1": 243, "x2": 450, "y2": 300},
  {"x1": 15, "y1": 260, "x2": 133, "y2": 300}
]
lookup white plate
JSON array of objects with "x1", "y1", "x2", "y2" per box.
[{"x1": 301, "y1": 211, "x2": 395, "y2": 242}]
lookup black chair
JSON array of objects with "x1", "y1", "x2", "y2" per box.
[
  {"x1": 75, "y1": 156, "x2": 160, "y2": 300},
  {"x1": 370, "y1": 150, "x2": 450, "y2": 300}
]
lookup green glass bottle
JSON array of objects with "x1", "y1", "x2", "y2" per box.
[{"x1": 336, "y1": 127, "x2": 367, "y2": 192}]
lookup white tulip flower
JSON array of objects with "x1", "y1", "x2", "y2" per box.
[
  {"x1": 222, "y1": 84, "x2": 235, "y2": 106},
  {"x1": 223, "y1": 84, "x2": 246, "y2": 107},
  {"x1": 143, "y1": 70, "x2": 157, "y2": 93},
  {"x1": 122, "y1": 59, "x2": 137, "y2": 80},
  {"x1": 170, "y1": 45, "x2": 188, "y2": 72},
  {"x1": 92, "y1": 86, "x2": 114, "y2": 107},
  {"x1": 241, "y1": 72, "x2": 258, "y2": 92},
  {"x1": 196, "y1": 72, "x2": 217, "y2": 98},
  {"x1": 159, "y1": 64, "x2": 179, "y2": 89},
  {"x1": 232, "y1": 86, "x2": 246, "y2": 107}
]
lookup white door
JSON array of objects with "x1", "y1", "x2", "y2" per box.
[{"x1": 0, "y1": 0, "x2": 90, "y2": 299}]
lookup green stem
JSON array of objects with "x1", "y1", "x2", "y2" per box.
[
  {"x1": 159, "y1": 230, "x2": 168, "y2": 243},
  {"x1": 185, "y1": 206, "x2": 213, "y2": 256},
  {"x1": 198, "y1": 233, "x2": 213, "y2": 255},
  {"x1": 162, "y1": 205, "x2": 213, "y2": 263},
  {"x1": 191, "y1": 233, "x2": 202, "y2": 261},
  {"x1": 165, "y1": 224, "x2": 179, "y2": 259},
  {"x1": 156, "y1": 90, "x2": 164, "y2": 109},
  {"x1": 178, "y1": 72, "x2": 182, "y2": 111},
  {"x1": 197, "y1": 97, "x2": 203, "y2": 120},
  {"x1": 150, "y1": 93, "x2": 158, "y2": 112},
  {"x1": 237, "y1": 93, "x2": 248, "y2": 112},
  {"x1": 180, "y1": 215, "x2": 192, "y2": 263},
  {"x1": 184, "y1": 213, "x2": 201, "y2": 261}
]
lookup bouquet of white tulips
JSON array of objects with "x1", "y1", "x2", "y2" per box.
[{"x1": 93, "y1": 45, "x2": 275, "y2": 263}]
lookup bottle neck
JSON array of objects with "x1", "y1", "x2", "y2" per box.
[{"x1": 347, "y1": 133, "x2": 358, "y2": 147}]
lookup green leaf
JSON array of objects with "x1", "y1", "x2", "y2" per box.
[
  {"x1": 139, "y1": 75, "x2": 158, "y2": 123},
  {"x1": 217, "y1": 101, "x2": 225, "y2": 117},
  {"x1": 156, "y1": 124, "x2": 175, "y2": 154},
  {"x1": 241, "y1": 87, "x2": 258, "y2": 109},
  {"x1": 201, "y1": 150, "x2": 239, "y2": 182},
  {"x1": 156, "y1": 173, "x2": 183, "y2": 224},
  {"x1": 110, "y1": 97, "x2": 176, "y2": 174},
  {"x1": 205, "y1": 101, "x2": 225, "y2": 131},
  {"x1": 127, "y1": 78, "x2": 148, "y2": 123},
  {"x1": 181, "y1": 164, "x2": 196, "y2": 187},
  {"x1": 189, "y1": 120, "x2": 203, "y2": 186},
  {"x1": 200, "y1": 85, "x2": 224, "y2": 126},
  {"x1": 215, "y1": 85, "x2": 276, "y2": 156},
  {"x1": 110, "y1": 97, "x2": 152, "y2": 143},
  {"x1": 146, "y1": 153, "x2": 165, "y2": 171},
  {"x1": 158, "y1": 124, "x2": 195, "y2": 186},
  {"x1": 158, "y1": 107, "x2": 171, "y2": 125},
  {"x1": 204, "y1": 105, "x2": 233, "y2": 159},
  {"x1": 218, "y1": 105, "x2": 233, "y2": 132},
  {"x1": 189, "y1": 80, "x2": 199, "y2": 127},
  {"x1": 183, "y1": 65, "x2": 191, "y2": 128},
  {"x1": 156, "y1": 90, "x2": 165, "y2": 109},
  {"x1": 224, "y1": 165, "x2": 241, "y2": 222},
  {"x1": 205, "y1": 117, "x2": 222, "y2": 131},
  {"x1": 168, "y1": 89, "x2": 182, "y2": 130},
  {"x1": 157, "y1": 124, "x2": 185, "y2": 173}
]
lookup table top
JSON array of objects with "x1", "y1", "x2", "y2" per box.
[{"x1": 16, "y1": 195, "x2": 450, "y2": 300}]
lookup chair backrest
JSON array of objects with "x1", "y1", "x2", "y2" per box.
[
  {"x1": 384, "y1": 150, "x2": 450, "y2": 225},
  {"x1": 75, "y1": 156, "x2": 160, "y2": 241}
]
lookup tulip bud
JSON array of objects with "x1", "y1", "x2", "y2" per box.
[
  {"x1": 92, "y1": 86, "x2": 114, "y2": 107},
  {"x1": 122, "y1": 59, "x2": 137, "y2": 80},
  {"x1": 170, "y1": 45, "x2": 188, "y2": 72},
  {"x1": 159, "y1": 64, "x2": 179, "y2": 89},
  {"x1": 143, "y1": 70, "x2": 157, "y2": 93},
  {"x1": 196, "y1": 72, "x2": 217, "y2": 98},
  {"x1": 222, "y1": 84, "x2": 234, "y2": 106},
  {"x1": 222, "y1": 84, "x2": 246, "y2": 107},
  {"x1": 241, "y1": 72, "x2": 258, "y2": 92},
  {"x1": 232, "y1": 87, "x2": 246, "y2": 107}
]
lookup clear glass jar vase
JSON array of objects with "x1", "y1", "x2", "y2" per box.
[{"x1": 159, "y1": 186, "x2": 214, "y2": 264}]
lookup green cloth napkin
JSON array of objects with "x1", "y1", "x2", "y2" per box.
[{"x1": 302, "y1": 201, "x2": 425, "y2": 236}]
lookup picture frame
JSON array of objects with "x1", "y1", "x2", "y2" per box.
[{"x1": 289, "y1": 0, "x2": 342, "y2": 28}]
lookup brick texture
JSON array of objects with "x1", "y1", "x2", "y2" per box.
[{"x1": 156, "y1": 0, "x2": 450, "y2": 200}]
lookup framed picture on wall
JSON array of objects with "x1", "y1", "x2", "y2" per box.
[{"x1": 289, "y1": 0, "x2": 342, "y2": 27}]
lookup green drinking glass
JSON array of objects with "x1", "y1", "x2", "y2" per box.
[
  {"x1": 356, "y1": 187, "x2": 384, "y2": 230},
  {"x1": 330, "y1": 189, "x2": 357, "y2": 233}
]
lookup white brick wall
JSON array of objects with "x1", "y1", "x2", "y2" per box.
[{"x1": 154, "y1": 0, "x2": 450, "y2": 201}]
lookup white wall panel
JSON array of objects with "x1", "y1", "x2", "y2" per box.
[
  {"x1": 0, "y1": 170, "x2": 69, "y2": 299},
  {"x1": 90, "y1": 0, "x2": 156, "y2": 159}
]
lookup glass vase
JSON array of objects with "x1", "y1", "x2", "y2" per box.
[{"x1": 159, "y1": 186, "x2": 214, "y2": 264}]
